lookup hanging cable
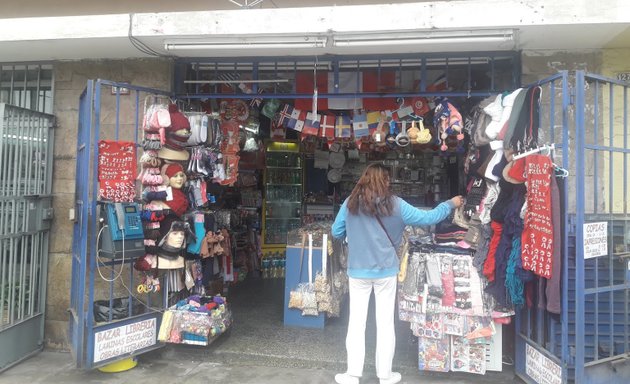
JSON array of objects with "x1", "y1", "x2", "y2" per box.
[
  {"x1": 127, "y1": 14, "x2": 175, "y2": 58},
  {"x1": 96, "y1": 225, "x2": 125, "y2": 282}
]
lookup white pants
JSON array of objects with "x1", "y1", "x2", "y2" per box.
[{"x1": 345, "y1": 275, "x2": 397, "y2": 380}]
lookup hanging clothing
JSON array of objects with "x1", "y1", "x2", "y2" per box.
[
  {"x1": 509, "y1": 86, "x2": 541, "y2": 152},
  {"x1": 483, "y1": 178, "x2": 516, "y2": 281},
  {"x1": 485, "y1": 183, "x2": 526, "y2": 307},
  {"x1": 538, "y1": 175, "x2": 563, "y2": 314},
  {"x1": 472, "y1": 223, "x2": 493, "y2": 274},
  {"x1": 521, "y1": 154, "x2": 554, "y2": 278}
]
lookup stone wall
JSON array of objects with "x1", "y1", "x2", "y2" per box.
[{"x1": 46, "y1": 58, "x2": 172, "y2": 350}]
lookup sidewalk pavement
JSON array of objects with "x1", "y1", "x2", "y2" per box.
[{"x1": 0, "y1": 349, "x2": 521, "y2": 384}]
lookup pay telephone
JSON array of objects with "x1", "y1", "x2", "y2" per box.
[
  {"x1": 99, "y1": 202, "x2": 145, "y2": 259},
  {"x1": 105, "y1": 202, "x2": 144, "y2": 240}
]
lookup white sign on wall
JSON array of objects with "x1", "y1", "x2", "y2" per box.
[
  {"x1": 93, "y1": 317, "x2": 157, "y2": 363},
  {"x1": 526, "y1": 343, "x2": 562, "y2": 384},
  {"x1": 583, "y1": 222, "x2": 608, "y2": 259}
]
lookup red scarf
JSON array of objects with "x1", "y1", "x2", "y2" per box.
[
  {"x1": 483, "y1": 221, "x2": 503, "y2": 282},
  {"x1": 521, "y1": 154, "x2": 554, "y2": 278}
]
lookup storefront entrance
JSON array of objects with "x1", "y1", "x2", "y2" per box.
[{"x1": 68, "y1": 53, "x2": 629, "y2": 383}]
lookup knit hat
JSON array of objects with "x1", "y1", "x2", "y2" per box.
[
  {"x1": 496, "y1": 88, "x2": 524, "y2": 140},
  {"x1": 502, "y1": 158, "x2": 527, "y2": 184},
  {"x1": 483, "y1": 94, "x2": 504, "y2": 140},
  {"x1": 165, "y1": 104, "x2": 191, "y2": 150},
  {"x1": 165, "y1": 163, "x2": 185, "y2": 179}
]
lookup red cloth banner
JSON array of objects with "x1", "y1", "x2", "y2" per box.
[
  {"x1": 521, "y1": 154, "x2": 554, "y2": 278},
  {"x1": 295, "y1": 70, "x2": 398, "y2": 112},
  {"x1": 98, "y1": 140, "x2": 136, "y2": 202}
]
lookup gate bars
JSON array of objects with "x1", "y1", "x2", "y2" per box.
[
  {"x1": 0, "y1": 103, "x2": 54, "y2": 371},
  {"x1": 515, "y1": 71, "x2": 630, "y2": 384},
  {"x1": 70, "y1": 80, "x2": 171, "y2": 369}
]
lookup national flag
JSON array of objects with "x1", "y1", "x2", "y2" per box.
[
  {"x1": 320, "y1": 114, "x2": 336, "y2": 142},
  {"x1": 295, "y1": 72, "x2": 329, "y2": 111},
  {"x1": 362, "y1": 70, "x2": 398, "y2": 110},
  {"x1": 427, "y1": 73, "x2": 448, "y2": 92},
  {"x1": 287, "y1": 110, "x2": 306, "y2": 132},
  {"x1": 277, "y1": 104, "x2": 293, "y2": 126},
  {"x1": 249, "y1": 88, "x2": 264, "y2": 108},
  {"x1": 335, "y1": 115, "x2": 352, "y2": 138},
  {"x1": 294, "y1": 70, "x2": 398, "y2": 111},
  {"x1": 328, "y1": 72, "x2": 363, "y2": 110},
  {"x1": 411, "y1": 97, "x2": 430, "y2": 117},
  {"x1": 352, "y1": 111, "x2": 369, "y2": 138},
  {"x1": 367, "y1": 111, "x2": 381, "y2": 132},
  {"x1": 270, "y1": 116, "x2": 286, "y2": 140},
  {"x1": 302, "y1": 112, "x2": 321, "y2": 137}
]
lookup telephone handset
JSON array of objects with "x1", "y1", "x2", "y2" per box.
[
  {"x1": 114, "y1": 203, "x2": 126, "y2": 231},
  {"x1": 105, "y1": 202, "x2": 144, "y2": 241}
]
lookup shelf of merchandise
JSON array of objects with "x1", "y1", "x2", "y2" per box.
[{"x1": 262, "y1": 141, "x2": 303, "y2": 251}]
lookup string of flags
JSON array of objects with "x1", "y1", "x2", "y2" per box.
[{"x1": 266, "y1": 99, "x2": 464, "y2": 151}]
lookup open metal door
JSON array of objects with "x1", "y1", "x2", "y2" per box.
[
  {"x1": 572, "y1": 71, "x2": 630, "y2": 383},
  {"x1": 0, "y1": 104, "x2": 55, "y2": 371},
  {"x1": 514, "y1": 70, "x2": 572, "y2": 384},
  {"x1": 515, "y1": 71, "x2": 630, "y2": 383},
  {"x1": 69, "y1": 79, "x2": 172, "y2": 369}
]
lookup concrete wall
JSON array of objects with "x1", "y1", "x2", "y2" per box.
[{"x1": 46, "y1": 58, "x2": 172, "y2": 350}]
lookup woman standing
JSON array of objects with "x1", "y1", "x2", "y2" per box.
[{"x1": 331, "y1": 163, "x2": 463, "y2": 384}]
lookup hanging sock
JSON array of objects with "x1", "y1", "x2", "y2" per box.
[
  {"x1": 187, "y1": 213, "x2": 206, "y2": 255},
  {"x1": 505, "y1": 235, "x2": 525, "y2": 307}
]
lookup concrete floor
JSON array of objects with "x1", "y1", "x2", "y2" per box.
[{"x1": 0, "y1": 277, "x2": 521, "y2": 383}]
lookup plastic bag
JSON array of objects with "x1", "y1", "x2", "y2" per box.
[
  {"x1": 93, "y1": 298, "x2": 130, "y2": 323},
  {"x1": 288, "y1": 283, "x2": 305, "y2": 309}
]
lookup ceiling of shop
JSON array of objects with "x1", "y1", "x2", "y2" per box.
[
  {"x1": 1, "y1": 1, "x2": 629, "y2": 62},
  {"x1": 0, "y1": 0, "x2": 430, "y2": 18}
]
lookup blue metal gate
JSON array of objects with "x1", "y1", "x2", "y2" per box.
[
  {"x1": 515, "y1": 71, "x2": 630, "y2": 384},
  {"x1": 69, "y1": 79, "x2": 172, "y2": 369}
]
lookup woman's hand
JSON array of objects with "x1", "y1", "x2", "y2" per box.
[{"x1": 450, "y1": 195, "x2": 465, "y2": 208}]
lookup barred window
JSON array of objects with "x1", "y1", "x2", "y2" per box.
[{"x1": 0, "y1": 64, "x2": 53, "y2": 114}]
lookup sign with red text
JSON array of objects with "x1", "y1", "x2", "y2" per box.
[
  {"x1": 93, "y1": 317, "x2": 157, "y2": 363},
  {"x1": 98, "y1": 140, "x2": 136, "y2": 202},
  {"x1": 521, "y1": 155, "x2": 554, "y2": 278},
  {"x1": 583, "y1": 221, "x2": 608, "y2": 259}
]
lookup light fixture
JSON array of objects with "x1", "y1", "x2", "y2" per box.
[
  {"x1": 164, "y1": 36, "x2": 327, "y2": 51},
  {"x1": 333, "y1": 29, "x2": 515, "y2": 48}
]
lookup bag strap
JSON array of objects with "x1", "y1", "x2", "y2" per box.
[
  {"x1": 375, "y1": 216, "x2": 395, "y2": 249},
  {"x1": 297, "y1": 233, "x2": 306, "y2": 283}
]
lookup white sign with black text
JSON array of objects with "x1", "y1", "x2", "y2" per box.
[
  {"x1": 583, "y1": 221, "x2": 608, "y2": 259},
  {"x1": 93, "y1": 317, "x2": 157, "y2": 363},
  {"x1": 526, "y1": 343, "x2": 562, "y2": 384}
]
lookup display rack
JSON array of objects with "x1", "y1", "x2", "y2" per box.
[{"x1": 262, "y1": 141, "x2": 303, "y2": 250}]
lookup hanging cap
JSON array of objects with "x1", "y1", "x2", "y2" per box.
[{"x1": 502, "y1": 158, "x2": 527, "y2": 184}]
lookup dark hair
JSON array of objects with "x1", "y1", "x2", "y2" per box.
[{"x1": 347, "y1": 163, "x2": 393, "y2": 216}]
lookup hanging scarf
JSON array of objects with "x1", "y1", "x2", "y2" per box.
[
  {"x1": 483, "y1": 221, "x2": 503, "y2": 282},
  {"x1": 521, "y1": 154, "x2": 554, "y2": 278}
]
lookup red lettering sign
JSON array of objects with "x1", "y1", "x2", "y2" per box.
[
  {"x1": 98, "y1": 140, "x2": 137, "y2": 202},
  {"x1": 521, "y1": 154, "x2": 554, "y2": 278}
]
